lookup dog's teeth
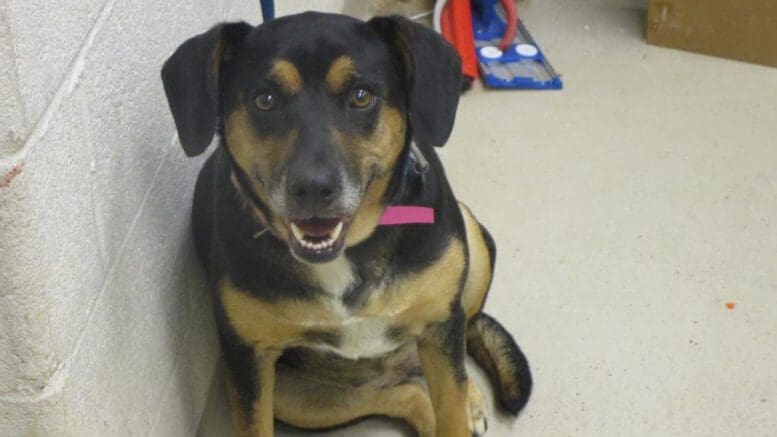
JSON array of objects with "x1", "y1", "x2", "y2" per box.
[
  {"x1": 310, "y1": 238, "x2": 334, "y2": 251},
  {"x1": 290, "y1": 222, "x2": 305, "y2": 242},
  {"x1": 292, "y1": 221, "x2": 345, "y2": 252},
  {"x1": 330, "y1": 221, "x2": 343, "y2": 241}
]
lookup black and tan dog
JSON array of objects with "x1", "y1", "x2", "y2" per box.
[{"x1": 161, "y1": 11, "x2": 531, "y2": 437}]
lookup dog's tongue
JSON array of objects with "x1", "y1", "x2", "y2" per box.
[{"x1": 294, "y1": 218, "x2": 340, "y2": 237}]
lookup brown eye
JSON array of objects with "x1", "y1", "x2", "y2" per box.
[
  {"x1": 255, "y1": 92, "x2": 277, "y2": 110},
  {"x1": 349, "y1": 86, "x2": 374, "y2": 109}
]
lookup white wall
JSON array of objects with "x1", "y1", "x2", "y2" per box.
[
  {"x1": 0, "y1": 0, "x2": 264, "y2": 434},
  {"x1": 0, "y1": 0, "x2": 428, "y2": 434}
]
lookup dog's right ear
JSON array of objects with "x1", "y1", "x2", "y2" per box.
[
  {"x1": 368, "y1": 16, "x2": 462, "y2": 149},
  {"x1": 161, "y1": 22, "x2": 252, "y2": 157}
]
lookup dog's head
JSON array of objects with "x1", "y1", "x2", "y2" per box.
[{"x1": 162, "y1": 12, "x2": 461, "y2": 263}]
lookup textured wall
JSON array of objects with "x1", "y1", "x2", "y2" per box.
[
  {"x1": 0, "y1": 0, "x2": 431, "y2": 434},
  {"x1": 0, "y1": 0, "x2": 262, "y2": 434}
]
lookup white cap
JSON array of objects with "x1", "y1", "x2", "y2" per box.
[
  {"x1": 479, "y1": 45, "x2": 503, "y2": 59},
  {"x1": 516, "y1": 43, "x2": 539, "y2": 57}
]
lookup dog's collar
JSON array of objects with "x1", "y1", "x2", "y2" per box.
[
  {"x1": 229, "y1": 171, "x2": 278, "y2": 239},
  {"x1": 223, "y1": 148, "x2": 280, "y2": 239},
  {"x1": 378, "y1": 142, "x2": 434, "y2": 225},
  {"x1": 378, "y1": 206, "x2": 434, "y2": 225},
  {"x1": 408, "y1": 141, "x2": 429, "y2": 174}
]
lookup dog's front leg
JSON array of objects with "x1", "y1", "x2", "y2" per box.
[
  {"x1": 242, "y1": 348, "x2": 281, "y2": 437},
  {"x1": 417, "y1": 306, "x2": 471, "y2": 437}
]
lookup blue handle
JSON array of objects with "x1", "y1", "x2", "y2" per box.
[{"x1": 260, "y1": 0, "x2": 274, "y2": 22}]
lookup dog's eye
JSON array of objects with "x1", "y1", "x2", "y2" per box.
[
  {"x1": 255, "y1": 91, "x2": 277, "y2": 111},
  {"x1": 349, "y1": 86, "x2": 375, "y2": 109}
]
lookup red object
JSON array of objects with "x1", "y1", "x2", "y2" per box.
[
  {"x1": 441, "y1": 0, "x2": 478, "y2": 85},
  {"x1": 725, "y1": 302, "x2": 736, "y2": 310},
  {"x1": 497, "y1": 0, "x2": 518, "y2": 50}
]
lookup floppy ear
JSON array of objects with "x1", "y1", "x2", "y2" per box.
[
  {"x1": 161, "y1": 22, "x2": 251, "y2": 157},
  {"x1": 369, "y1": 16, "x2": 462, "y2": 148}
]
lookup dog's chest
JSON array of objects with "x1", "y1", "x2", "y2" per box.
[{"x1": 307, "y1": 258, "x2": 399, "y2": 360}]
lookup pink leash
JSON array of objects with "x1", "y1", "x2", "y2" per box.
[{"x1": 378, "y1": 206, "x2": 435, "y2": 226}]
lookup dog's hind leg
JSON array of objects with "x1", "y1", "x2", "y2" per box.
[
  {"x1": 458, "y1": 203, "x2": 494, "y2": 319},
  {"x1": 273, "y1": 368, "x2": 435, "y2": 437},
  {"x1": 458, "y1": 202, "x2": 532, "y2": 416}
]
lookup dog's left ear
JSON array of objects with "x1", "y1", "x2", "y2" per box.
[
  {"x1": 369, "y1": 16, "x2": 462, "y2": 148},
  {"x1": 161, "y1": 22, "x2": 252, "y2": 157}
]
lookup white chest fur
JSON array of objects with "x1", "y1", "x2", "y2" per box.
[
  {"x1": 309, "y1": 256, "x2": 355, "y2": 301},
  {"x1": 308, "y1": 257, "x2": 399, "y2": 360}
]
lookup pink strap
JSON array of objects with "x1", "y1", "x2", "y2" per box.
[{"x1": 379, "y1": 206, "x2": 435, "y2": 226}]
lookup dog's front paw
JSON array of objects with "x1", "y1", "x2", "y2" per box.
[{"x1": 467, "y1": 380, "x2": 488, "y2": 436}]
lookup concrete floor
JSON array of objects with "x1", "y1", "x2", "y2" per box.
[{"x1": 198, "y1": 1, "x2": 777, "y2": 435}]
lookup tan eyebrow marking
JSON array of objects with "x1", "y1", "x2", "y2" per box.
[
  {"x1": 270, "y1": 59, "x2": 303, "y2": 94},
  {"x1": 326, "y1": 55, "x2": 356, "y2": 93}
]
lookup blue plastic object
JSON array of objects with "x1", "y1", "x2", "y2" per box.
[
  {"x1": 472, "y1": 0, "x2": 562, "y2": 90},
  {"x1": 260, "y1": 0, "x2": 274, "y2": 22}
]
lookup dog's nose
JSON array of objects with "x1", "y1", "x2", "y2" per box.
[{"x1": 290, "y1": 171, "x2": 341, "y2": 207}]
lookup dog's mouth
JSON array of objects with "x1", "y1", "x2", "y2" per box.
[{"x1": 287, "y1": 216, "x2": 350, "y2": 263}]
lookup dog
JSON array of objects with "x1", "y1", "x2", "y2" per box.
[{"x1": 161, "y1": 11, "x2": 531, "y2": 437}]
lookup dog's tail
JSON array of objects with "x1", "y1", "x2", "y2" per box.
[{"x1": 466, "y1": 312, "x2": 532, "y2": 415}]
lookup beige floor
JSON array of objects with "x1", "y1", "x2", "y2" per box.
[{"x1": 197, "y1": 1, "x2": 777, "y2": 435}]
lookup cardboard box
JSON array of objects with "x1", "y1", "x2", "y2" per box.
[{"x1": 647, "y1": 0, "x2": 777, "y2": 68}]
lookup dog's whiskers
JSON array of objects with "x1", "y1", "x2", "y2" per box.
[{"x1": 253, "y1": 228, "x2": 270, "y2": 239}]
